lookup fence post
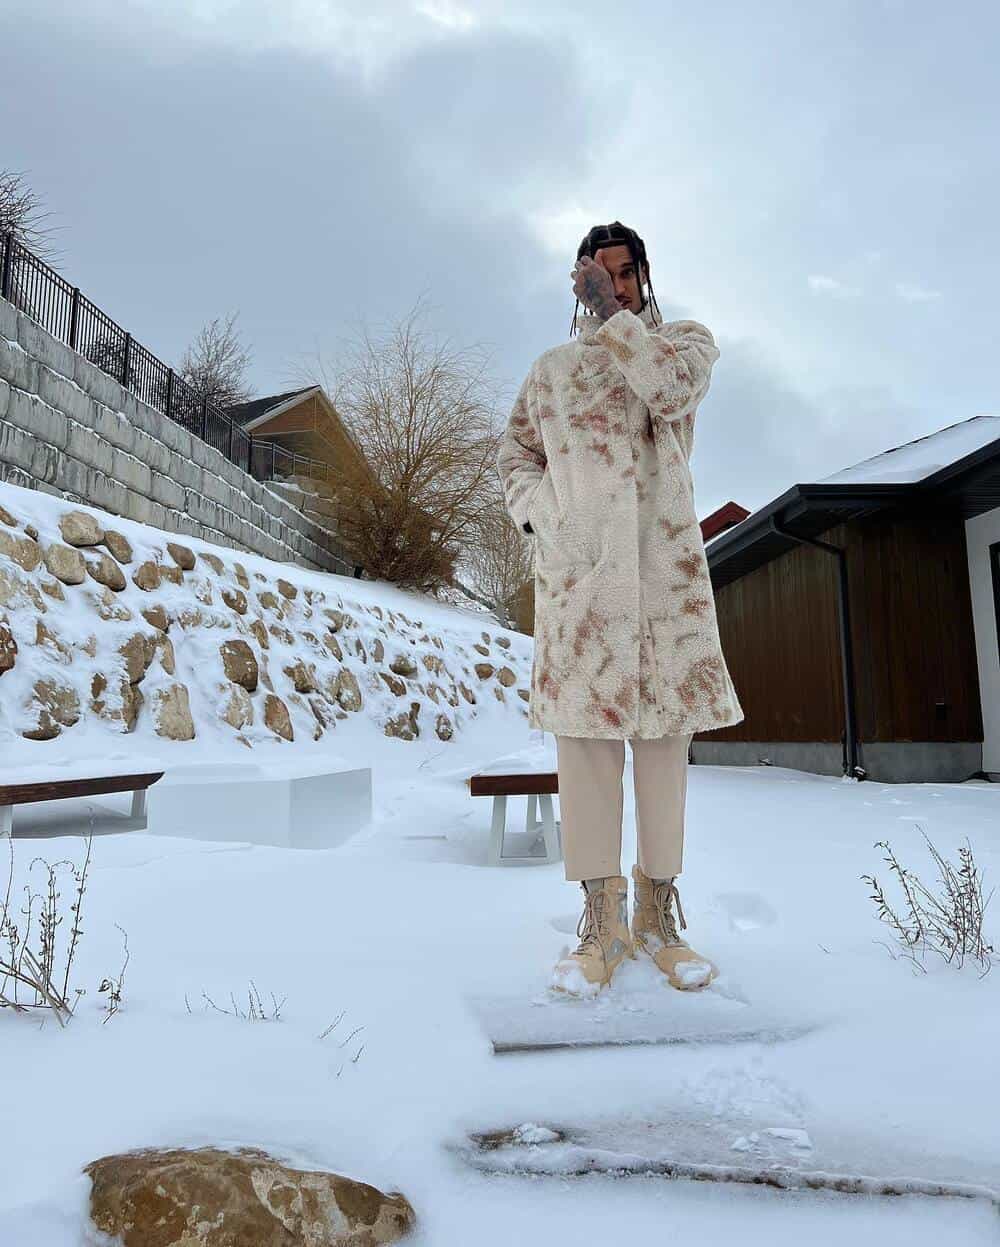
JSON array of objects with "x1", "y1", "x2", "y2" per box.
[
  {"x1": 228, "y1": 412, "x2": 234, "y2": 462},
  {"x1": 165, "y1": 368, "x2": 174, "y2": 420},
  {"x1": 0, "y1": 233, "x2": 14, "y2": 302},
  {"x1": 201, "y1": 395, "x2": 208, "y2": 441},
  {"x1": 121, "y1": 333, "x2": 132, "y2": 386},
  {"x1": 68, "y1": 288, "x2": 81, "y2": 349}
]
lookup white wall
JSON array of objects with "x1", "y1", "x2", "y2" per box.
[{"x1": 965, "y1": 506, "x2": 1000, "y2": 774}]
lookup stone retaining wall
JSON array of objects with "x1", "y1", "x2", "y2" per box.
[{"x1": 0, "y1": 298, "x2": 356, "y2": 574}]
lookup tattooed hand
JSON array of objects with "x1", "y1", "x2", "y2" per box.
[{"x1": 571, "y1": 255, "x2": 621, "y2": 322}]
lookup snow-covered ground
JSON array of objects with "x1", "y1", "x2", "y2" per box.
[{"x1": 2, "y1": 710, "x2": 998, "y2": 1243}]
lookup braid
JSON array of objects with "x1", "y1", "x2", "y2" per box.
[{"x1": 570, "y1": 221, "x2": 659, "y2": 336}]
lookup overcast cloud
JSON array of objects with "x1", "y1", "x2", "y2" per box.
[{"x1": 3, "y1": 0, "x2": 997, "y2": 516}]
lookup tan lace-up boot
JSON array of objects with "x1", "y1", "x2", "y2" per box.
[
  {"x1": 631, "y1": 865, "x2": 717, "y2": 991},
  {"x1": 550, "y1": 875, "x2": 633, "y2": 997}
]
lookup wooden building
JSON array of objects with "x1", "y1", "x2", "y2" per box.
[{"x1": 698, "y1": 416, "x2": 1000, "y2": 783}]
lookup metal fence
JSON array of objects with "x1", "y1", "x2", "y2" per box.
[{"x1": 0, "y1": 231, "x2": 332, "y2": 488}]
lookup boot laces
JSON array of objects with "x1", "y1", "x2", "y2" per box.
[
  {"x1": 651, "y1": 878, "x2": 687, "y2": 946},
  {"x1": 574, "y1": 887, "x2": 609, "y2": 956}
]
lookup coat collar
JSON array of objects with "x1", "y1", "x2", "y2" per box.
[{"x1": 575, "y1": 300, "x2": 658, "y2": 344}]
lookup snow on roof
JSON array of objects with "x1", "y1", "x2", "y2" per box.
[{"x1": 817, "y1": 415, "x2": 1000, "y2": 487}]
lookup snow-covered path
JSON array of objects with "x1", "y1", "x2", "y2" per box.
[{"x1": 1, "y1": 716, "x2": 998, "y2": 1244}]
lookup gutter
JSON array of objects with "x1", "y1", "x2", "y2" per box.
[{"x1": 768, "y1": 516, "x2": 866, "y2": 780}]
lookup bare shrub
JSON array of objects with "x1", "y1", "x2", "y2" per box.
[
  {"x1": 0, "y1": 168, "x2": 55, "y2": 256},
  {"x1": 0, "y1": 828, "x2": 127, "y2": 1025},
  {"x1": 179, "y1": 311, "x2": 254, "y2": 409},
  {"x1": 463, "y1": 491, "x2": 534, "y2": 629},
  {"x1": 862, "y1": 828, "x2": 995, "y2": 973},
  {"x1": 186, "y1": 981, "x2": 286, "y2": 1022}
]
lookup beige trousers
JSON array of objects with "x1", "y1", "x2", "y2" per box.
[{"x1": 555, "y1": 733, "x2": 694, "y2": 882}]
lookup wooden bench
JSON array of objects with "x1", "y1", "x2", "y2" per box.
[
  {"x1": 468, "y1": 771, "x2": 562, "y2": 867},
  {"x1": 0, "y1": 772, "x2": 165, "y2": 839}
]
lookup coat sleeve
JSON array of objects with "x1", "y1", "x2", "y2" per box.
[
  {"x1": 496, "y1": 364, "x2": 546, "y2": 535},
  {"x1": 592, "y1": 311, "x2": 720, "y2": 424}
]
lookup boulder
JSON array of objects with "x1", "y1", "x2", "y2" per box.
[
  {"x1": 194, "y1": 578, "x2": 214, "y2": 605},
  {"x1": 86, "y1": 551, "x2": 127, "y2": 592},
  {"x1": 141, "y1": 605, "x2": 170, "y2": 633},
  {"x1": 334, "y1": 668, "x2": 363, "y2": 712},
  {"x1": 40, "y1": 578, "x2": 65, "y2": 601},
  {"x1": 222, "y1": 587, "x2": 248, "y2": 615},
  {"x1": 221, "y1": 683, "x2": 254, "y2": 730},
  {"x1": 473, "y1": 643, "x2": 490, "y2": 657},
  {"x1": 379, "y1": 672, "x2": 407, "y2": 697},
  {"x1": 258, "y1": 591, "x2": 280, "y2": 612},
  {"x1": 435, "y1": 713, "x2": 454, "y2": 741},
  {"x1": 323, "y1": 609, "x2": 346, "y2": 632},
  {"x1": 34, "y1": 619, "x2": 73, "y2": 664},
  {"x1": 263, "y1": 693, "x2": 293, "y2": 741},
  {"x1": 283, "y1": 660, "x2": 316, "y2": 694},
  {"x1": 268, "y1": 623, "x2": 295, "y2": 646},
  {"x1": 200, "y1": 552, "x2": 224, "y2": 575},
  {"x1": 92, "y1": 586, "x2": 134, "y2": 622},
  {"x1": 276, "y1": 577, "x2": 297, "y2": 600},
  {"x1": 389, "y1": 654, "x2": 417, "y2": 678},
  {"x1": 132, "y1": 560, "x2": 162, "y2": 592},
  {"x1": 220, "y1": 640, "x2": 258, "y2": 692},
  {"x1": 517, "y1": 688, "x2": 530, "y2": 701},
  {"x1": 59, "y1": 510, "x2": 103, "y2": 547},
  {"x1": 161, "y1": 563, "x2": 184, "y2": 586},
  {"x1": 459, "y1": 682, "x2": 476, "y2": 704},
  {"x1": 248, "y1": 619, "x2": 269, "y2": 650},
  {"x1": 166, "y1": 541, "x2": 195, "y2": 571},
  {"x1": 384, "y1": 703, "x2": 420, "y2": 741},
  {"x1": 421, "y1": 653, "x2": 442, "y2": 675},
  {"x1": 0, "y1": 528, "x2": 42, "y2": 571},
  {"x1": 119, "y1": 633, "x2": 157, "y2": 684},
  {"x1": 23, "y1": 679, "x2": 81, "y2": 740},
  {"x1": 156, "y1": 634, "x2": 176, "y2": 676},
  {"x1": 371, "y1": 638, "x2": 384, "y2": 663},
  {"x1": 473, "y1": 663, "x2": 495, "y2": 681},
  {"x1": 496, "y1": 636, "x2": 511, "y2": 649},
  {"x1": 153, "y1": 684, "x2": 195, "y2": 740},
  {"x1": 44, "y1": 543, "x2": 86, "y2": 585},
  {"x1": 497, "y1": 666, "x2": 517, "y2": 687},
  {"x1": 325, "y1": 633, "x2": 344, "y2": 661},
  {"x1": 0, "y1": 504, "x2": 17, "y2": 526},
  {"x1": 102, "y1": 530, "x2": 133, "y2": 564},
  {"x1": 0, "y1": 622, "x2": 18, "y2": 675},
  {"x1": 234, "y1": 562, "x2": 250, "y2": 589}
]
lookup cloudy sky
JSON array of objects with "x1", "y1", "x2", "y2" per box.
[{"x1": 4, "y1": 0, "x2": 997, "y2": 516}]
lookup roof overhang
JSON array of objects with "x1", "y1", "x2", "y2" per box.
[
  {"x1": 707, "y1": 437, "x2": 1000, "y2": 591},
  {"x1": 242, "y1": 386, "x2": 323, "y2": 433}
]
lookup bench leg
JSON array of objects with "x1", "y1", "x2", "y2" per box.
[
  {"x1": 487, "y1": 794, "x2": 507, "y2": 867},
  {"x1": 0, "y1": 805, "x2": 11, "y2": 840},
  {"x1": 130, "y1": 789, "x2": 148, "y2": 827},
  {"x1": 538, "y1": 794, "x2": 562, "y2": 865}
]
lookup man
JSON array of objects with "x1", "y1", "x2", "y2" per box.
[{"x1": 496, "y1": 221, "x2": 744, "y2": 998}]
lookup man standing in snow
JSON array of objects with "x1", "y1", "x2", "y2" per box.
[{"x1": 496, "y1": 221, "x2": 744, "y2": 997}]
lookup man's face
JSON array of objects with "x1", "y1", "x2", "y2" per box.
[{"x1": 592, "y1": 244, "x2": 646, "y2": 313}]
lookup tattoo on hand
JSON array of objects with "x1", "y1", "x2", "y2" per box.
[{"x1": 572, "y1": 258, "x2": 621, "y2": 322}]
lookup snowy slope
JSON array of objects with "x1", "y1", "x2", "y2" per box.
[{"x1": 0, "y1": 479, "x2": 532, "y2": 778}]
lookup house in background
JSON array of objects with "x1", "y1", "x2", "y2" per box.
[{"x1": 698, "y1": 415, "x2": 1000, "y2": 784}]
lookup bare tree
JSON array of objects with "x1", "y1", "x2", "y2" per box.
[
  {"x1": 179, "y1": 311, "x2": 254, "y2": 409},
  {"x1": 302, "y1": 299, "x2": 505, "y2": 592},
  {"x1": 463, "y1": 487, "x2": 534, "y2": 629},
  {"x1": 0, "y1": 169, "x2": 55, "y2": 256}
]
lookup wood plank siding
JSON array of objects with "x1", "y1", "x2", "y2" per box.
[{"x1": 703, "y1": 508, "x2": 983, "y2": 745}]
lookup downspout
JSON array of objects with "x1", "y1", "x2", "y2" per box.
[{"x1": 768, "y1": 516, "x2": 866, "y2": 780}]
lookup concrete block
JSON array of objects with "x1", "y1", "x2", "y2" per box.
[
  {"x1": 130, "y1": 425, "x2": 173, "y2": 476},
  {"x1": 121, "y1": 487, "x2": 153, "y2": 526},
  {"x1": 16, "y1": 314, "x2": 79, "y2": 380},
  {"x1": 111, "y1": 447, "x2": 153, "y2": 496},
  {"x1": 149, "y1": 469, "x2": 186, "y2": 511},
  {"x1": 73, "y1": 352, "x2": 128, "y2": 410},
  {"x1": 0, "y1": 377, "x2": 8, "y2": 420},
  {"x1": 88, "y1": 471, "x2": 131, "y2": 518},
  {"x1": 65, "y1": 419, "x2": 116, "y2": 475},
  {"x1": 9, "y1": 388, "x2": 70, "y2": 451},
  {"x1": 0, "y1": 335, "x2": 40, "y2": 394},
  {"x1": 0, "y1": 298, "x2": 17, "y2": 341},
  {"x1": 50, "y1": 453, "x2": 97, "y2": 501},
  {"x1": 155, "y1": 412, "x2": 194, "y2": 461},
  {"x1": 89, "y1": 403, "x2": 134, "y2": 452},
  {"x1": 36, "y1": 364, "x2": 94, "y2": 427}
]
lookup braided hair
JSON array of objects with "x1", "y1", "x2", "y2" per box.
[{"x1": 570, "y1": 221, "x2": 662, "y2": 337}]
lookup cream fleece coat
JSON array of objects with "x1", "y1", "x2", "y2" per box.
[{"x1": 496, "y1": 302, "x2": 744, "y2": 739}]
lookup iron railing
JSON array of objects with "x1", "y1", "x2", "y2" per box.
[{"x1": 0, "y1": 231, "x2": 332, "y2": 489}]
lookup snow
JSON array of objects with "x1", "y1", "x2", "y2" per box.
[
  {"x1": 1, "y1": 485, "x2": 999, "y2": 1244},
  {"x1": 817, "y1": 414, "x2": 1000, "y2": 486}
]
